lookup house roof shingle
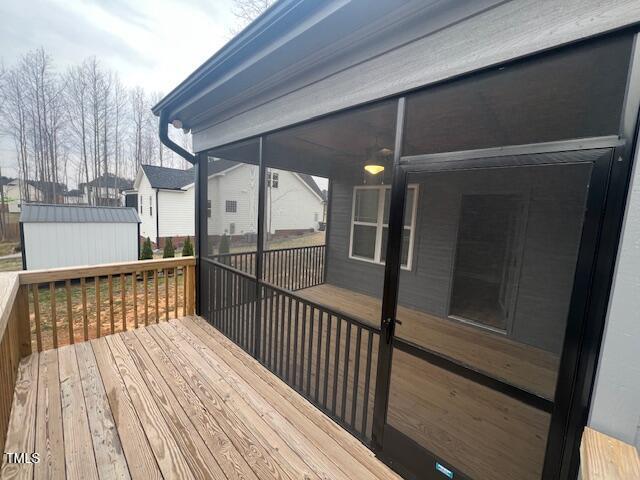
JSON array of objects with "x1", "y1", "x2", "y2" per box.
[
  {"x1": 20, "y1": 204, "x2": 140, "y2": 224},
  {"x1": 141, "y1": 162, "x2": 322, "y2": 198},
  {"x1": 142, "y1": 165, "x2": 195, "y2": 190},
  {"x1": 80, "y1": 174, "x2": 133, "y2": 191}
]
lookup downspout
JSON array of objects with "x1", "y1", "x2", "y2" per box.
[
  {"x1": 158, "y1": 109, "x2": 201, "y2": 313},
  {"x1": 158, "y1": 110, "x2": 196, "y2": 164},
  {"x1": 155, "y1": 188, "x2": 160, "y2": 248},
  {"x1": 158, "y1": 110, "x2": 197, "y2": 248}
]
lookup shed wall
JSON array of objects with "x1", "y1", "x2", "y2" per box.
[{"x1": 23, "y1": 222, "x2": 138, "y2": 269}]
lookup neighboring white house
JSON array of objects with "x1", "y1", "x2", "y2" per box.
[
  {"x1": 5, "y1": 179, "x2": 67, "y2": 213},
  {"x1": 79, "y1": 173, "x2": 133, "y2": 206},
  {"x1": 20, "y1": 204, "x2": 140, "y2": 270},
  {"x1": 132, "y1": 162, "x2": 324, "y2": 247}
]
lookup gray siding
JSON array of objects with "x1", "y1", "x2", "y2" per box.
[{"x1": 326, "y1": 162, "x2": 594, "y2": 354}]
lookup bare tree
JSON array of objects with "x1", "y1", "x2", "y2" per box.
[{"x1": 230, "y1": 0, "x2": 276, "y2": 33}]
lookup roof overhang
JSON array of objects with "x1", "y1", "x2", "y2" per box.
[{"x1": 153, "y1": 0, "x2": 640, "y2": 152}]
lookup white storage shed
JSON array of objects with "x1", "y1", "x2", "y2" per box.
[{"x1": 20, "y1": 204, "x2": 141, "y2": 270}]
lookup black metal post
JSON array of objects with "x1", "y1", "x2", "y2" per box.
[
  {"x1": 254, "y1": 137, "x2": 266, "y2": 359},
  {"x1": 195, "y1": 152, "x2": 208, "y2": 316},
  {"x1": 371, "y1": 96, "x2": 406, "y2": 450}
]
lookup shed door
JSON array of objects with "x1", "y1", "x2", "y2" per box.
[{"x1": 377, "y1": 148, "x2": 613, "y2": 480}]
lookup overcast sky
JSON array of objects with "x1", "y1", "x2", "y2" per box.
[
  {"x1": 0, "y1": 0, "x2": 240, "y2": 176},
  {"x1": 0, "y1": 0, "x2": 237, "y2": 92}
]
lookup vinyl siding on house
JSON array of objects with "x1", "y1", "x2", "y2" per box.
[
  {"x1": 265, "y1": 170, "x2": 323, "y2": 234},
  {"x1": 158, "y1": 187, "x2": 195, "y2": 238},
  {"x1": 325, "y1": 158, "x2": 596, "y2": 354},
  {"x1": 136, "y1": 174, "x2": 157, "y2": 241},
  {"x1": 208, "y1": 164, "x2": 259, "y2": 236}
]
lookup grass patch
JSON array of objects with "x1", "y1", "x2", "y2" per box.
[
  {"x1": 0, "y1": 241, "x2": 19, "y2": 256},
  {"x1": 0, "y1": 257, "x2": 21, "y2": 272}
]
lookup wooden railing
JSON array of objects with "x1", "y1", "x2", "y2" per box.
[
  {"x1": 213, "y1": 244, "x2": 326, "y2": 291},
  {"x1": 201, "y1": 259, "x2": 379, "y2": 442},
  {"x1": 18, "y1": 257, "x2": 196, "y2": 352},
  {"x1": 0, "y1": 273, "x2": 29, "y2": 454},
  {"x1": 0, "y1": 257, "x2": 196, "y2": 451},
  {"x1": 581, "y1": 427, "x2": 640, "y2": 479}
]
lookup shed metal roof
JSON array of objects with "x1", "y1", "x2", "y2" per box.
[{"x1": 20, "y1": 204, "x2": 141, "y2": 224}]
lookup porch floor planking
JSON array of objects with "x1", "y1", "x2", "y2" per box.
[
  {"x1": 297, "y1": 283, "x2": 554, "y2": 480},
  {"x1": 0, "y1": 316, "x2": 399, "y2": 480}
]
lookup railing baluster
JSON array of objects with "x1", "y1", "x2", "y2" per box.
[
  {"x1": 143, "y1": 271, "x2": 149, "y2": 326},
  {"x1": 182, "y1": 266, "x2": 187, "y2": 317},
  {"x1": 81, "y1": 278, "x2": 88, "y2": 341},
  {"x1": 292, "y1": 297, "x2": 299, "y2": 387},
  {"x1": 32, "y1": 284, "x2": 42, "y2": 352},
  {"x1": 120, "y1": 273, "x2": 127, "y2": 331},
  {"x1": 306, "y1": 305, "x2": 314, "y2": 395},
  {"x1": 362, "y1": 331, "x2": 374, "y2": 436},
  {"x1": 154, "y1": 269, "x2": 159, "y2": 323},
  {"x1": 285, "y1": 295, "x2": 292, "y2": 382},
  {"x1": 278, "y1": 293, "x2": 285, "y2": 376},
  {"x1": 174, "y1": 267, "x2": 178, "y2": 319},
  {"x1": 49, "y1": 282, "x2": 58, "y2": 349},
  {"x1": 164, "y1": 268, "x2": 169, "y2": 322},
  {"x1": 65, "y1": 280, "x2": 73, "y2": 344},
  {"x1": 315, "y1": 310, "x2": 323, "y2": 401},
  {"x1": 341, "y1": 320, "x2": 351, "y2": 421},
  {"x1": 332, "y1": 317, "x2": 342, "y2": 415},
  {"x1": 133, "y1": 272, "x2": 138, "y2": 329},
  {"x1": 351, "y1": 326, "x2": 362, "y2": 429},
  {"x1": 323, "y1": 314, "x2": 332, "y2": 408},
  {"x1": 95, "y1": 276, "x2": 101, "y2": 338},
  {"x1": 108, "y1": 274, "x2": 115, "y2": 334}
]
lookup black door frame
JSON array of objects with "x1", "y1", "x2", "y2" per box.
[{"x1": 372, "y1": 121, "x2": 634, "y2": 478}]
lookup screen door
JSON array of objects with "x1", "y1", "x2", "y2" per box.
[{"x1": 378, "y1": 148, "x2": 613, "y2": 480}]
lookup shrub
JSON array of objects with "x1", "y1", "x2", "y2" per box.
[
  {"x1": 218, "y1": 233, "x2": 230, "y2": 255},
  {"x1": 140, "y1": 237, "x2": 153, "y2": 260},
  {"x1": 182, "y1": 236, "x2": 194, "y2": 257},
  {"x1": 163, "y1": 237, "x2": 175, "y2": 258}
]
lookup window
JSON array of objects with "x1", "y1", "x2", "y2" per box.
[
  {"x1": 225, "y1": 200, "x2": 237, "y2": 213},
  {"x1": 207, "y1": 200, "x2": 211, "y2": 218},
  {"x1": 267, "y1": 172, "x2": 279, "y2": 188},
  {"x1": 349, "y1": 185, "x2": 417, "y2": 269},
  {"x1": 229, "y1": 222, "x2": 236, "y2": 235},
  {"x1": 149, "y1": 195, "x2": 153, "y2": 216},
  {"x1": 139, "y1": 195, "x2": 143, "y2": 214}
]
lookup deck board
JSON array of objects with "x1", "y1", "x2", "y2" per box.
[
  {"x1": 34, "y1": 350, "x2": 64, "y2": 480},
  {"x1": 1, "y1": 316, "x2": 398, "y2": 480}
]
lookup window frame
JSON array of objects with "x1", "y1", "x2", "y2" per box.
[
  {"x1": 225, "y1": 200, "x2": 238, "y2": 213},
  {"x1": 267, "y1": 171, "x2": 279, "y2": 188},
  {"x1": 348, "y1": 184, "x2": 418, "y2": 270}
]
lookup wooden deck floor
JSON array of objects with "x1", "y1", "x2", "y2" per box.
[{"x1": 0, "y1": 316, "x2": 399, "y2": 480}]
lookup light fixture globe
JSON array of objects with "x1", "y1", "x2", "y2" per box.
[{"x1": 364, "y1": 164, "x2": 385, "y2": 175}]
